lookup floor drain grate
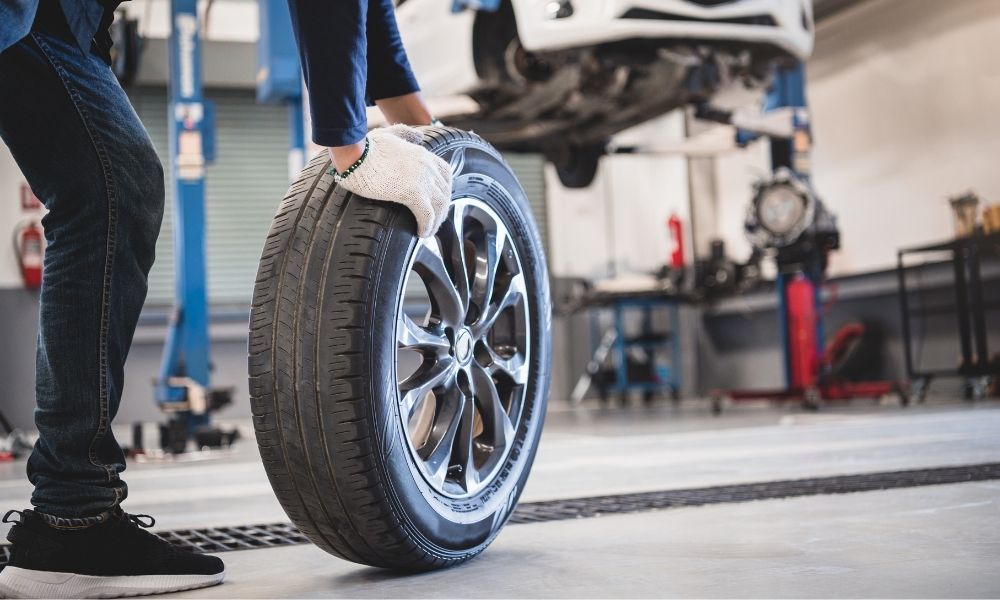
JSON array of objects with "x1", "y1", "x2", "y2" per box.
[
  {"x1": 157, "y1": 522, "x2": 311, "y2": 553},
  {"x1": 506, "y1": 462, "x2": 1000, "y2": 523},
  {"x1": 1, "y1": 462, "x2": 996, "y2": 569}
]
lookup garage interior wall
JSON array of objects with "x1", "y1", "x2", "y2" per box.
[
  {"x1": 545, "y1": 111, "x2": 691, "y2": 281},
  {"x1": 546, "y1": 0, "x2": 1000, "y2": 398},
  {"x1": 542, "y1": 111, "x2": 696, "y2": 401},
  {"x1": 715, "y1": 0, "x2": 1000, "y2": 276},
  {"x1": 697, "y1": 0, "x2": 1000, "y2": 393}
]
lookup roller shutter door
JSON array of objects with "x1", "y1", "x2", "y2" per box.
[
  {"x1": 131, "y1": 87, "x2": 290, "y2": 306},
  {"x1": 504, "y1": 153, "x2": 548, "y2": 255}
]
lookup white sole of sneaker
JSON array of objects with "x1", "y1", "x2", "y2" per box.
[{"x1": 0, "y1": 566, "x2": 225, "y2": 599}]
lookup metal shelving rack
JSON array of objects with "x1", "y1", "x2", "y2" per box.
[{"x1": 897, "y1": 230, "x2": 1000, "y2": 400}]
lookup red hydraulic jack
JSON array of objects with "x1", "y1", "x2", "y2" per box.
[
  {"x1": 710, "y1": 271, "x2": 905, "y2": 414},
  {"x1": 708, "y1": 62, "x2": 904, "y2": 414}
]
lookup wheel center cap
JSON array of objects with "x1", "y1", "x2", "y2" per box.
[{"x1": 455, "y1": 329, "x2": 473, "y2": 365}]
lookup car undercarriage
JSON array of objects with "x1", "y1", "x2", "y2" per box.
[{"x1": 443, "y1": 5, "x2": 798, "y2": 187}]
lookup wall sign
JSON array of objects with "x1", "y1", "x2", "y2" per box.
[{"x1": 20, "y1": 183, "x2": 42, "y2": 211}]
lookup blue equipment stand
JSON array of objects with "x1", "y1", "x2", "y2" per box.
[
  {"x1": 155, "y1": 0, "x2": 224, "y2": 440},
  {"x1": 577, "y1": 296, "x2": 683, "y2": 406}
]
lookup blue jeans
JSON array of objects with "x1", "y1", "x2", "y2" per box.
[{"x1": 0, "y1": 19, "x2": 163, "y2": 517}]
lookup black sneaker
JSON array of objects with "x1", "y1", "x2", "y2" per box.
[{"x1": 0, "y1": 509, "x2": 225, "y2": 598}]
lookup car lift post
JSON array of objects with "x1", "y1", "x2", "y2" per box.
[
  {"x1": 712, "y1": 62, "x2": 902, "y2": 411},
  {"x1": 450, "y1": 0, "x2": 501, "y2": 12},
  {"x1": 256, "y1": 0, "x2": 306, "y2": 179},
  {"x1": 156, "y1": 0, "x2": 216, "y2": 437}
]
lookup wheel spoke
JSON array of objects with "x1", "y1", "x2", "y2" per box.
[
  {"x1": 471, "y1": 363, "x2": 515, "y2": 454},
  {"x1": 397, "y1": 313, "x2": 449, "y2": 356},
  {"x1": 472, "y1": 272, "x2": 526, "y2": 339},
  {"x1": 484, "y1": 343, "x2": 528, "y2": 385},
  {"x1": 422, "y1": 388, "x2": 465, "y2": 486},
  {"x1": 413, "y1": 239, "x2": 465, "y2": 327},
  {"x1": 453, "y1": 394, "x2": 480, "y2": 493},
  {"x1": 436, "y1": 208, "x2": 471, "y2": 316},
  {"x1": 472, "y1": 231, "x2": 500, "y2": 313},
  {"x1": 400, "y1": 357, "x2": 455, "y2": 418},
  {"x1": 470, "y1": 226, "x2": 507, "y2": 317}
]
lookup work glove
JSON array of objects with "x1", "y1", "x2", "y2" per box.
[{"x1": 334, "y1": 124, "x2": 453, "y2": 238}]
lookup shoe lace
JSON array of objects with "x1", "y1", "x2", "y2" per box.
[
  {"x1": 118, "y1": 512, "x2": 193, "y2": 558},
  {"x1": 125, "y1": 513, "x2": 156, "y2": 529}
]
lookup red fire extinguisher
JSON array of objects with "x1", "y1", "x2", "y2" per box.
[
  {"x1": 14, "y1": 220, "x2": 44, "y2": 290},
  {"x1": 667, "y1": 213, "x2": 685, "y2": 269}
]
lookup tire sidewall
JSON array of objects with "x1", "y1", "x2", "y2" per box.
[{"x1": 366, "y1": 136, "x2": 551, "y2": 556}]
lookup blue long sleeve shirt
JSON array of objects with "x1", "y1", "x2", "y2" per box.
[
  {"x1": 286, "y1": 0, "x2": 420, "y2": 147},
  {"x1": 0, "y1": 0, "x2": 115, "y2": 60}
]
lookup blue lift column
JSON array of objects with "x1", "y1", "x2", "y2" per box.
[
  {"x1": 257, "y1": 0, "x2": 305, "y2": 178},
  {"x1": 451, "y1": 0, "x2": 501, "y2": 11},
  {"x1": 157, "y1": 0, "x2": 216, "y2": 434},
  {"x1": 765, "y1": 63, "x2": 811, "y2": 182}
]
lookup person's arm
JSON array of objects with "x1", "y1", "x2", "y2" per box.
[
  {"x1": 284, "y1": 1, "x2": 453, "y2": 238},
  {"x1": 376, "y1": 92, "x2": 433, "y2": 127},
  {"x1": 285, "y1": 0, "x2": 369, "y2": 154},
  {"x1": 365, "y1": 0, "x2": 430, "y2": 125},
  {"x1": 286, "y1": 0, "x2": 433, "y2": 167}
]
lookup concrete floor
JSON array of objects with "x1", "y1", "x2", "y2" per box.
[{"x1": 1, "y1": 400, "x2": 999, "y2": 597}]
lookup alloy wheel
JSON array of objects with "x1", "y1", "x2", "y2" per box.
[{"x1": 396, "y1": 198, "x2": 530, "y2": 498}]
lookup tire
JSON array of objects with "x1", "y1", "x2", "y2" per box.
[
  {"x1": 550, "y1": 143, "x2": 604, "y2": 189},
  {"x1": 248, "y1": 127, "x2": 551, "y2": 571}
]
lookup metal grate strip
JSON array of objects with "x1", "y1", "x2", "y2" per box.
[
  {"x1": 1, "y1": 462, "x2": 997, "y2": 569},
  {"x1": 506, "y1": 462, "x2": 1000, "y2": 523},
  {"x1": 156, "y1": 522, "x2": 310, "y2": 554}
]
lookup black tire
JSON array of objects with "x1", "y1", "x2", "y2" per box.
[
  {"x1": 248, "y1": 127, "x2": 551, "y2": 571},
  {"x1": 550, "y1": 143, "x2": 604, "y2": 189}
]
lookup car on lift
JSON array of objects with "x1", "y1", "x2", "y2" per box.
[{"x1": 396, "y1": 0, "x2": 815, "y2": 187}]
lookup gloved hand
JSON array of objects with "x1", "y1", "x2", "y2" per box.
[{"x1": 333, "y1": 124, "x2": 453, "y2": 238}]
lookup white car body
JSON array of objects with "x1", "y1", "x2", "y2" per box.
[
  {"x1": 395, "y1": 0, "x2": 815, "y2": 186},
  {"x1": 395, "y1": 2, "x2": 479, "y2": 97},
  {"x1": 513, "y1": 0, "x2": 813, "y2": 56}
]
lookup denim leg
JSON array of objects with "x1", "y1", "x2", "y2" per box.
[{"x1": 0, "y1": 30, "x2": 164, "y2": 518}]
